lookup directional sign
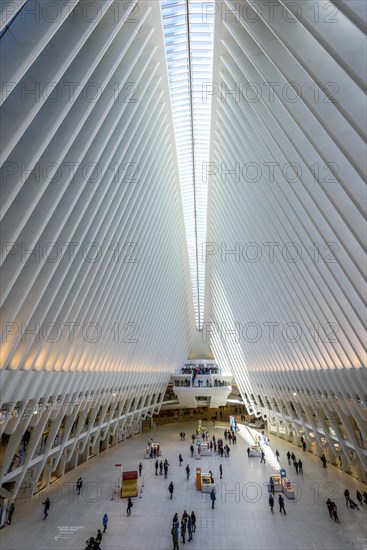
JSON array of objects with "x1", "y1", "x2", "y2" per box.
[{"x1": 55, "y1": 526, "x2": 84, "y2": 542}]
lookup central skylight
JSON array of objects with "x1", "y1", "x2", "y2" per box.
[{"x1": 161, "y1": 0, "x2": 214, "y2": 330}]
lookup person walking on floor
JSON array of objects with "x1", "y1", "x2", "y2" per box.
[
  {"x1": 7, "y1": 502, "x2": 15, "y2": 525},
  {"x1": 298, "y1": 459, "x2": 303, "y2": 474},
  {"x1": 278, "y1": 495, "x2": 286, "y2": 515},
  {"x1": 86, "y1": 536, "x2": 95, "y2": 550},
  {"x1": 219, "y1": 464, "x2": 223, "y2": 479},
  {"x1": 190, "y1": 444, "x2": 194, "y2": 457},
  {"x1": 269, "y1": 477, "x2": 275, "y2": 494},
  {"x1": 155, "y1": 460, "x2": 159, "y2": 475},
  {"x1": 210, "y1": 488, "x2": 216, "y2": 509},
  {"x1": 168, "y1": 481, "x2": 174, "y2": 499},
  {"x1": 275, "y1": 449, "x2": 280, "y2": 462},
  {"x1": 356, "y1": 490, "x2": 363, "y2": 507},
  {"x1": 138, "y1": 462, "x2": 143, "y2": 477},
  {"x1": 344, "y1": 488, "x2": 350, "y2": 506},
  {"x1": 294, "y1": 460, "x2": 299, "y2": 475},
  {"x1": 269, "y1": 494, "x2": 274, "y2": 514},
  {"x1": 180, "y1": 519, "x2": 187, "y2": 545},
  {"x1": 171, "y1": 523, "x2": 179, "y2": 550},
  {"x1": 332, "y1": 503, "x2": 339, "y2": 522},
  {"x1": 260, "y1": 450, "x2": 266, "y2": 463},
  {"x1": 186, "y1": 464, "x2": 190, "y2": 480},
  {"x1": 42, "y1": 497, "x2": 50, "y2": 520},
  {"x1": 287, "y1": 451, "x2": 291, "y2": 464},
  {"x1": 326, "y1": 498, "x2": 333, "y2": 518},
  {"x1": 179, "y1": 454, "x2": 183, "y2": 467},
  {"x1": 76, "y1": 477, "x2": 83, "y2": 495},
  {"x1": 321, "y1": 455, "x2": 327, "y2": 468},
  {"x1": 164, "y1": 460, "x2": 169, "y2": 479},
  {"x1": 187, "y1": 514, "x2": 193, "y2": 541},
  {"x1": 191, "y1": 511, "x2": 196, "y2": 533},
  {"x1": 102, "y1": 513, "x2": 108, "y2": 532},
  {"x1": 349, "y1": 498, "x2": 360, "y2": 510},
  {"x1": 127, "y1": 496, "x2": 133, "y2": 516},
  {"x1": 96, "y1": 529, "x2": 103, "y2": 545},
  {"x1": 159, "y1": 460, "x2": 163, "y2": 475}
]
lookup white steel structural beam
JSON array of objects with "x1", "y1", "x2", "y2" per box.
[
  {"x1": 0, "y1": 0, "x2": 193, "y2": 498},
  {"x1": 205, "y1": 0, "x2": 367, "y2": 480}
]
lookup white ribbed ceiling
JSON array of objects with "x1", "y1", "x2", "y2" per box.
[{"x1": 0, "y1": 0, "x2": 366, "y2": 497}]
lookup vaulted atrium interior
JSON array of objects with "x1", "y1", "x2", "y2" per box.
[{"x1": 0, "y1": 0, "x2": 366, "y2": 504}]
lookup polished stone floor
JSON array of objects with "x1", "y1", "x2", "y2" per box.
[{"x1": 1, "y1": 421, "x2": 367, "y2": 550}]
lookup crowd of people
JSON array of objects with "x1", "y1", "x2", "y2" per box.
[
  {"x1": 181, "y1": 365, "x2": 219, "y2": 375},
  {"x1": 7, "y1": 414, "x2": 367, "y2": 550},
  {"x1": 155, "y1": 458, "x2": 170, "y2": 478},
  {"x1": 85, "y1": 528, "x2": 103, "y2": 550},
  {"x1": 173, "y1": 378, "x2": 230, "y2": 388},
  {"x1": 343, "y1": 488, "x2": 367, "y2": 510},
  {"x1": 286, "y1": 451, "x2": 304, "y2": 475},
  {"x1": 171, "y1": 510, "x2": 196, "y2": 548}
]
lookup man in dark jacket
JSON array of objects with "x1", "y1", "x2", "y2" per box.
[
  {"x1": 210, "y1": 488, "x2": 216, "y2": 509},
  {"x1": 42, "y1": 497, "x2": 50, "y2": 520}
]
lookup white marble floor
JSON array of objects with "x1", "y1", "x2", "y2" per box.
[{"x1": 1, "y1": 421, "x2": 367, "y2": 550}]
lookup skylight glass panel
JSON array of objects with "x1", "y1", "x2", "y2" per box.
[{"x1": 161, "y1": 0, "x2": 214, "y2": 330}]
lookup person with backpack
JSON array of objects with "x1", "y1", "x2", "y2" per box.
[
  {"x1": 127, "y1": 496, "x2": 133, "y2": 516},
  {"x1": 168, "y1": 481, "x2": 174, "y2": 499}
]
